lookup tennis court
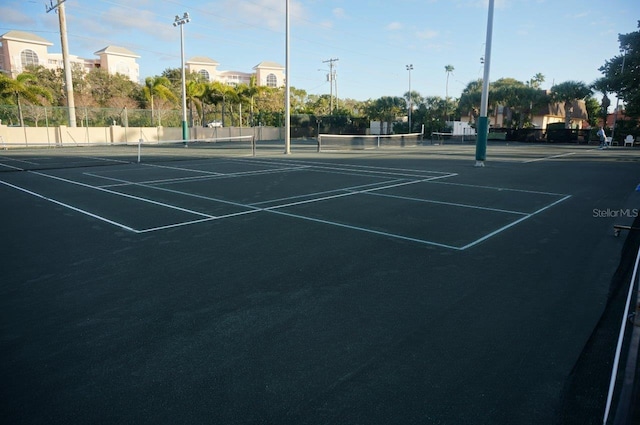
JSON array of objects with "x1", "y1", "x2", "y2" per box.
[{"x1": 1, "y1": 141, "x2": 639, "y2": 424}]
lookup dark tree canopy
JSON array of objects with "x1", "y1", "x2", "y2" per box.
[{"x1": 599, "y1": 21, "x2": 640, "y2": 118}]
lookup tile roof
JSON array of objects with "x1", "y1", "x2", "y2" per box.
[{"x1": 0, "y1": 30, "x2": 53, "y2": 46}]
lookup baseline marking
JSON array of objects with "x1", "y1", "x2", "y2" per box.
[
  {"x1": 362, "y1": 191, "x2": 529, "y2": 215},
  {"x1": 458, "y1": 195, "x2": 572, "y2": 250},
  {"x1": 266, "y1": 208, "x2": 461, "y2": 250},
  {"x1": 0, "y1": 178, "x2": 137, "y2": 232},
  {"x1": 522, "y1": 152, "x2": 576, "y2": 163},
  {"x1": 31, "y1": 171, "x2": 214, "y2": 218}
]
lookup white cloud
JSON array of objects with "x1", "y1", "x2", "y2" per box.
[
  {"x1": 88, "y1": 7, "x2": 172, "y2": 41},
  {"x1": 0, "y1": 6, "x2": 36, "y2": 26},
  {"x1": 387, "y1": 22, "x2": 403, "y2": 31},
  {"x1": 218, "y1": 0, "x2": 307, "y2": 31},
  {"x1": 333, "y1": 8, "x2": 347, "y2": 19},
  {"x1": 416, "y1": 29, "x2": 438, "y2": 39}
]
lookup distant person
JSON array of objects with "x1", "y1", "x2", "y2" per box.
[{"x1": 597, "y1": 126, "x2": 608, "y2": 149}]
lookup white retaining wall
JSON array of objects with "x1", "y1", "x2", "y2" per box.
[{"x1": 0, "y1": 125, "x2": 283, "y2": 148}]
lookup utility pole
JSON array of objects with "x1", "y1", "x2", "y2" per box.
[
  {"x1": 47, "y1": 0, "x2": 76, "y2": 127},
  {"x1": 323, "y1": 58, "x2": 338, "y2": 114}
]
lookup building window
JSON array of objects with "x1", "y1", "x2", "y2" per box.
[
  {"x1": 21, "y1": 49, "x2": 39, "y2": 67},
  {"x1": 198, "y1": 69, "x2": 210, "y2": 81},
  {"x1": 266, "y1": 73, "x2": 277, "y2": 87}
]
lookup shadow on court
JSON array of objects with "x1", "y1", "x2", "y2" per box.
[{"x1": 1, "y1": 144, "x2": 639, "y2": 424}]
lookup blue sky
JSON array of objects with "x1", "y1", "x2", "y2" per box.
[{"x1": 0, "y1": 0, "x2": 638, "y2": 102}]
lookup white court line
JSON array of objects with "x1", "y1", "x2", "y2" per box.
[
  {"x1": 458, "y1": 195, "x2": 572, "y2": 250},
  {"x1": 91, "y1": 164, "x2": 310, "y2": 188},
  {"x1": 82, "y1": 170, "x2": 473, "y2": 245},
  {"x1": 522, "y1": 152, "x2": 576, "y2": 163},
  {"x1": 362, "y1": 191, "x2": 529, "y2": 215},
  {"x1": 76, "y1": 156, "x2": 130, "y2": 164},
  {"x1": 84, "y1": 172, "x2": 262, "y2": 212},
  {"x1": 266, "y1": 208, "x2": 461, "y2": 250},
  {"x1": 262, "y1": 177, "x2": 438, "y2": 211},
  {"x1": 137, "y1": 210, "x2": 260, "y2": 233},
  {"x1": 4, "y1": 160, "x2": 572, "y2": 249},
  {"x1": 0, "y1": 162, "x2": 25, "y2": 171},
  {"x1": 233, "y1": 157, "x2": 456, "y2": 179},
  {"x1": 0, "y1": 178, "x2": 137, "y2": 232},
  {"x1": 249, "y1": 179, "x2": 406, "y2": 206},
  {"x1": 0, "y1": 156, "x2": 40, "y2": 165},
  {"x1": 428, "y1": 179, "x2": 567, "y2": 197},
  {"x1": 30, "y1": 171, "x2": 215, "y2": 218}
]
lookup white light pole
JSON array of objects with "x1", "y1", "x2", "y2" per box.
[
  {"x1": 285, "y1": 0, "x2": 291, "y2": 154},
  {"x1": 475, "y1": 0, "x2": 495, "y2": 167},
  {"x1": 406, "y1": 64, "x2": 413, "y2": 133},
  {"x1": 173, "y1": 12, "x2": 190, "y2": 142}
]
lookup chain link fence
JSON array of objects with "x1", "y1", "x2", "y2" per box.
[{"x1": 0, "y1": 105, "x2": 184, "y2": 128}]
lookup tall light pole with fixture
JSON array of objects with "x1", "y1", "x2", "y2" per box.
[
  {"x1": 173, "y1": 12, "x2": 190, "y2": 142},
  {"x1": 406, "y1": 64, "x2": 413, "y2": 132}
]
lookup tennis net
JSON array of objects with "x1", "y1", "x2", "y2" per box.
[
  {"x1": 0, "y1": 135, "x2": 256, "y2": 172},
  {"x1": 317, "y1": 132, "x2": 424, "y2": 152}
]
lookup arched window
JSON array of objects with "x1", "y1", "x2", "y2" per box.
[
  {"x1": 266, "y1": 73, "x2": 277, "y2": 87},
  {"x1": 198, "y1": 69, "x2": 210, "y2": 81},
  {"x1": 20, "y1": 49, "x2": 39, "y2": 67}
]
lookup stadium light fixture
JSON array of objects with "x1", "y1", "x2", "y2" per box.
[
  {"x1": 406, "y1": 64, "x2": 413, "y2": 132},
  {"x1": 173, "y1": 12, "x2": 190, "y2": 142}
]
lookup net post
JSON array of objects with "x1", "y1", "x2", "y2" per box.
[
  {"x1": 317, "y1": 135, "x2": 322, "y2": 152},
  {"x1": 137, "y1": 138, "x2": 142, "y2": 163},
  {"x1": 377, "y1": 135, "x2": 380, "y2": 148},
  {"x1": 252, "y1": 135, "x2": 256, "y2": 157}
]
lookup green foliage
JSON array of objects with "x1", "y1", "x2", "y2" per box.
[
  {"x1": 598, "y1": 21, "x2": 640, "y2": 118},
  {"x1": 550, "y1": 80, "x2": 592, "y2": 128}
]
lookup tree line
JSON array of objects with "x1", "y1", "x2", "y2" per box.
[{"x1": 1, "y1": 21, "x2": 638, "y2": 136}]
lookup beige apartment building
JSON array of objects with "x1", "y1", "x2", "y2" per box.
[
  {"x1": 0, "y1": 30, "x2": 284, "y2": 88},
  {"x1": 0, "y1": 30, "x2": 140, "y2": 82},
  {"x1": 186, "y1": 57, "x2": 285, "y2": 88}
]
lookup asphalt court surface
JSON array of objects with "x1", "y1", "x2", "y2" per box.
[
  {"x1": 0, "y1": 154, "x2": 570, "y2": 248},
  {"x1": 1, "y1": 142, "x2": 640, "y2": 424}
]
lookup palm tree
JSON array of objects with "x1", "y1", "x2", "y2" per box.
[
  {"x1": 367, "y1": 96, "x2": 406, "y2": 134},
  {"x1": 550, "y1": 81, "x2": 592, "y2": 128},
  {"x1": 591, "y1": 77, "x2": 612, "y2": 126},
  {"x1": 239, "y1": 75, "x2": 264, "y2": 126},
  {"x1": 186, "y1": 80, "x2": 205, "y2": 127},
  {"x1": 458, "y1": 79, "x2": 483, "y2": 125},
  {"x1": 444, "y1": 65, "x2": 454, "y2": 100},
  {"x1": 444, "y1": 65, "x2": 454, "y2": 120},
  {"x1": 403, "y1": 90, "x2": 422, "y2": 131},
  {"x1": 143, "y1": 76, "x2": 177, "y2": 126},
  {"x1": 0, "y1": 72, "x2": 53, "y2": 127},
  {"x1": 528, "y1": 73, "x2": 545, "y2": 89}
]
